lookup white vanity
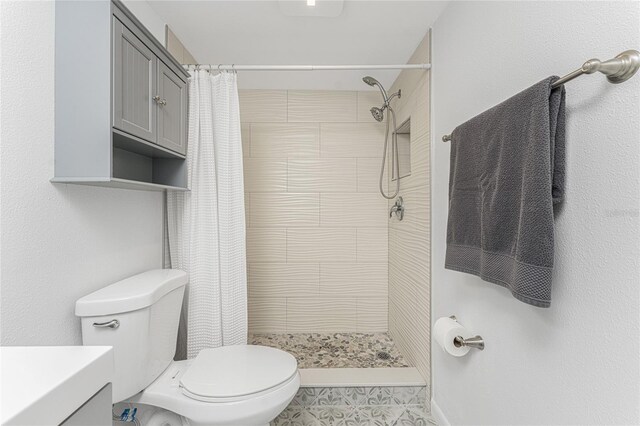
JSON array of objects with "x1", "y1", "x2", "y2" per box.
[{"x1": 1, "y1": 346, "x2": 114, "y2": 425}]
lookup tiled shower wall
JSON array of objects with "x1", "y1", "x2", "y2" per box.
[
  {"x1": 387, "y1": 32, "x2": 431, "y2": 385},
  {"x1": 240, "y1": 90, "x2": 391, "y2": 334}
]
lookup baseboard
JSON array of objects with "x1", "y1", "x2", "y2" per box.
[{"x1": 431, "y1": 397, "x2": 450, "y2": 426}]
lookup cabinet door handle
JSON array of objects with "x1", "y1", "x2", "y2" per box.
[{"x1": 153, "y1": 96, "x2": 167, "y2": 106}]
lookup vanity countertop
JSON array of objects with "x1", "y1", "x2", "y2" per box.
[{"x1": 1, "y1": 346, "x2": 113, "y2": 425}]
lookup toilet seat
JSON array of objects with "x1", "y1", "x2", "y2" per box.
[
  {"x1": 128, "y1": 345, "x2": 300, "y2": 426},
  {"x1": 180, "y1": 345, "x2": 298, "y2": 403}
]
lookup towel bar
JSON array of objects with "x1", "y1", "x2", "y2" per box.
[{"x1": 442, "y1": 49, "x2": 640, "y2": 142}]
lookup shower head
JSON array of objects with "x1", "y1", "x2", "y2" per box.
[
  {"x1": 362, "y1": 75, "x2": 389, "y2": 104},
  {"x1": 362, "y1": 76, "x2": 380, "y2": 87},
  {"x1": 370, "y1": 106, "x2": 384, "y2": 122},
  {"x1": 363, "y1": 75, "x2": 390, "y2": 121}
]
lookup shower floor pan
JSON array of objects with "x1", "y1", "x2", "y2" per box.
[{"x1": 250, "y1": 332, "x2": 425, "y2": 388}]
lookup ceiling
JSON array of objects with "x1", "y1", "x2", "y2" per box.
[{"x1": 147, "y1": 1, "x2": 448, "y2": 90}]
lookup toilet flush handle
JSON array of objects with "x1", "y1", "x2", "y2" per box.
[{"x1": 93, "y1": 319, "x2": 120, "y2": 329}]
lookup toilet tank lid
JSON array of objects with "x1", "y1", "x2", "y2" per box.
[{"x1": 75, "y1": 269, "x2": 188, "y2": 317}]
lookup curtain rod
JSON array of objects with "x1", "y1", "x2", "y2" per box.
[{"x1": 183, "y1": 64, "x2": 431, "y2": 71}]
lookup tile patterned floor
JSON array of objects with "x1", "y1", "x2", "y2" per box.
[
  {"x1": 272, "y1": 386, "x2": 436, "y2": 425},
  {"x1": 250, "y1": 333, "x2": 410, "y2": 369}
]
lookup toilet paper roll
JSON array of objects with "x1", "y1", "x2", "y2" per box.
[{"x1": 434, "y1": 317, "x2": 474, "y2": 357}]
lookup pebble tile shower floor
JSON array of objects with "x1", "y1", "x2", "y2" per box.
[{"x1": 249, "y1": 333, "x2": 410, "y2": 369}]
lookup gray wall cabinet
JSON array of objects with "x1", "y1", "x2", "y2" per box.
[{"x1": 53, "y1": 0, "x2": 189, "y2": 191}]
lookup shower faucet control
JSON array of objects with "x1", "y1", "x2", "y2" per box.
[{"x1": 389, "y1": 197, "x2": 404, "y2": 221}]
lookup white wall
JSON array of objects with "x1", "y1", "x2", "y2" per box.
[
  {"x1": 431, "y1": 2, "x2": 639, "y2": 425},
  {"x1": 0, "y1": 2, "x2": 163, "y2": 345}
]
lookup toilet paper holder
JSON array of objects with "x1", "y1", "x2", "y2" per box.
[{"x1": 449, "y1": 316, "x2": 485, "y2": 351}]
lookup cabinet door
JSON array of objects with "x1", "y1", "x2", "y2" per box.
[
  {"x1": 156, "y1": 61, "x2": 187, "y2": 155},
  {"x1": 112, "y1": 17, "x2": 157, "y2": 143}
]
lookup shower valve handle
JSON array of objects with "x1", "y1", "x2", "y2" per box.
[{"x1": 390, "y1": 197, "x2": 404, "y2": 220}]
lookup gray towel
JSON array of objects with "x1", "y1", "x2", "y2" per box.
[{"x1": 445, "y1": 76, "x2": 566, "y2": 307}]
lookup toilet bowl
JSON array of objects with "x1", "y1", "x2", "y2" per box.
[
  {"x1": 129, "y1": 345, "x2": 300, "y2": 426},
  {"x1": 75, "y1": 269, "x2": 299, "y2": 426}
]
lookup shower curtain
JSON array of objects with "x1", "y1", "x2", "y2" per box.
[{"x1": 167, "y1": 70, "x2": 247, "y2": 360}]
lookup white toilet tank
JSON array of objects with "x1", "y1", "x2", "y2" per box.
[{"x1": 76, "y1": 269, "x2": 188, "y2": 403}]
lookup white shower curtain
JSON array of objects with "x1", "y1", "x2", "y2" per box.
[{"x1": 167, "y1": 70, "x2": 247, "y2": 359}]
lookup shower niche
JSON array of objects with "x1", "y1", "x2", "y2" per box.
[{"x1": 392, "y1": 118, "x2": 412, "y2": 181}]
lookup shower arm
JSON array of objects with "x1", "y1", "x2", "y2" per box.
[{"x1": 386, "y1": 89, "x2": 402, "y2": 105}]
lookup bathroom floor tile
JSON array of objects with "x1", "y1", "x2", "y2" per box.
[
  {"x1": 290, "y1": 386, "x2": 427, "y2": 409},
  {"x1": 365, "y1": 386, "x2": 426, "y2": 406},
  {"x1": 272, "y1": 406, "x2": 320, "y2": 425},
  {"x1": 342, "y1": 405, "x2": 406, "y2": 425},
  {"x1": 391, "y1": 405, "x2": 437, "y2": 426},
  {"x1": 272, "y1": 405, "x2": 436, "y2": 426}
]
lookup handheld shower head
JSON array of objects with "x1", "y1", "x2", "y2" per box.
[
  {"x1": 362, "y1": 76, "x2": 379, "y2": 86},
  {"x1": 362, "y1": 75, "x2": 389, "y2": 104}
]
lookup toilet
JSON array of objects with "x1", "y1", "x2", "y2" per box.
[{"x1": 75, "y1": 269, "x2": 300, "y2": 426}]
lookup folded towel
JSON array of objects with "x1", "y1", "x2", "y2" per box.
[{"x1": 445, "y1": 76, "x2": 566, "y2": 307}]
